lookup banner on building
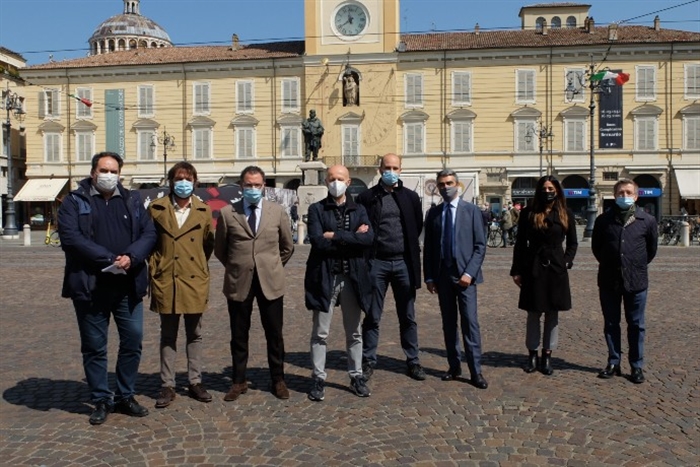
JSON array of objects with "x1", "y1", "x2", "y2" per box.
[
  {"x1": 598, "y1": 76, "x2": 623, "y2": 149},
  {"x1": 105, "y1": 89, "x2": 125, "y2": 157}
]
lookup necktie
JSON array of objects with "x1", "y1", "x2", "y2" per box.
[
  {"x1": 443, "y1": 204, "x2": 454, "y2": 267},
  {"x1": 248, "y1": 204, "x2": 257, "y2": 235}
]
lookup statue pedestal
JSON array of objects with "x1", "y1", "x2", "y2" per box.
[{"x1": 299, "y1": 161, "x2": 327, "y2": 186}]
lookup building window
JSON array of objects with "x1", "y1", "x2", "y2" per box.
[
  {"x1": 404, "y1": 122, "x2": 424, "y2": 154},
  {"x1": 551, "y1": 16, "x2": 561, "y2": 28},
  {"x1": 516, "y1": 69, "x2": 536, "y2": 104},
  {"x1": 193, "y1": 82, "x2": 211, "y2": 116},
  {"x1": 281, "y1": 78, "x2": 300, "y2": 113},
  {"x1": 236, "y1": 80, "x2": 254, "y2": 114},
  {"x1": 192, "y1": 127, "x2": 212, "y2": 159},
  {"x1": 40, "y1": 88, "x2": 60, "y2": 119},
  {"x1": 75, "y1": 131, "x2": 94, "y2": 162},
  {"x1": 515, "y1": 120, "x2": 536, "y2": 152},
  {"x1": 44, "y1": 133, "x2": 62, "y2": 162},
  {"x1": 564, "y1": 119, "x2": 586, "y2": 152},
  {"x1": 452, "y1": 71, "x2": 471, "y2": 106},
  {"x1": 75, "y1": 88, "x2": 93, "y2": 119},
  {"x1": 342, "y1": 125, "x2": 360, "y2": 166},
  {"x1": 451, "y1": 121, "x2": 473, "y2": 153},
  {"x1": 405, "y1": 73, "x2": 423, "y2": 108},
  {"x1": 635, "y1": 117, "x2": 657, "y2": 150},
  {"x1": 236, "y1": 127, "x2": 255, "y2": 159},
  {"x1": 636, "y1": 66, "x2": 656, "y2": 101},
  {"x1": 566, "y1": 16, "x2": 577, "y2": 28},
  {"x1": 565, "y1": 68, "x2": 586, "y2": 103},
  {"x1": 684, "y1": 116, "x2": 700, "y2": 150},
  {"x1": 535, "y1": 17, "x2": 545, "y2": 31},
  {"x1": 684, "y1": 64, "x2": 700, "y2": 99},
  {"x1": 138, "y1": 85, "x2": 155, "y2": 118},
  {"x1": 280, "y1": 126, "x2": 301, "y2": 158},
  {"x1": 603, "y1": 171, "x2": 619, "y2": 181},
  {"x1": 138, "y1": 130, "x2": 156, "y2": 160}
]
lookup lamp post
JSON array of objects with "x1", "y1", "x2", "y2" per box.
[
  {"x1": 525, "y1": 122, "x2": 553, "y2": 177},
  {"x1": 2, "y1": 86, "x2": 25, "y2": 238},
  {"x1": 151, "y1": 128, "x2": 175, "y2": 184}
]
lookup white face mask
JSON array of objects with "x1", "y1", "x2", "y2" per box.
[
  {"x1": 328, "y1": 180, "x2": 348, "y2": 198},
  {"x1": 95, "y1": 173, "x2": 119, "y2": 193}
]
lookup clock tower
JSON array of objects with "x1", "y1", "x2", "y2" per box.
[{"x1": 304, "y1": 0, "x2": 400, "y2": 56}]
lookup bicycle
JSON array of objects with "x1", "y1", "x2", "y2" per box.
[
  {"x1": 487, "y1": 221, "x2": 503, "y2": 248},
  {"x1": 45, "y1": 221, "x2": 61, "y2": 247}
]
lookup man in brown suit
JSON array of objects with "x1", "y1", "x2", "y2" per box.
[{"x1": 215, "y1": 166, "x2": 294, "y2": 400}]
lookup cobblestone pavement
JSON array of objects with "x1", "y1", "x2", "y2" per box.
[{"x1": 1, "y1": 239, "x2": 698, "y2": 466}]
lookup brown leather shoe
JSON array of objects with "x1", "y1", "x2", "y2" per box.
[
  {"x1": 155, "y1": 387, "x2": 176, "y2": 408},
  {"x1": 224, "y1": 382, "x2": 248, "y2": 402},
  {"x1": 188, "y1": 383, "x2": 212, "y2": 403},
  {"x1": 272, "y1": 380, "x2": 290, "y2": 400}
]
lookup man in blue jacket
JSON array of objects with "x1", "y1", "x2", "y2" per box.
[
  {"x1": 305, "y1": 165, "x2": 374, "y2": 401},
  {"x1": 592, "y1": 178, "x2": 658, "y2": 384},
  {"x1": 58, "y1": 152, "x2": 156, "y2": 425}
]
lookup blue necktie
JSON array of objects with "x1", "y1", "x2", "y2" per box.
[{"x1": 443, "y1": 204, "x2": 454, "y2": 267}]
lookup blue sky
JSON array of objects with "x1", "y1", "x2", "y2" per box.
[{"x1": 1, "y1": 0, "x2": 698, "y2": 64}]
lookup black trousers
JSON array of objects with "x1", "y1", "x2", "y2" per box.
[{"x1": 227, "y1": 271, "x2": 285, "y2": 384}]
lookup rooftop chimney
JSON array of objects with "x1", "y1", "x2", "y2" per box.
[
  {"x1": 541, "y1": 19, "x2": 548, "y2": 36},
  {"x1": 588, "y1": 16, "x2": 595, "y2": 33},
  {"x1": 608, "y1": 23, "x2": 618, "y2": 41},
  {"x1": 474, "y1": 23, "x2": 480, "y2": 35},
  {"x1": 654, "y1": 15, "x2": 661, "y2": 31},
  {"x1": 232, "y1": 34, "x2": 240, "y2": 50}
]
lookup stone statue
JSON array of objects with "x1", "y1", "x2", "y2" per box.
[
  {"x1": 344, "y1": 74, "x2": 358, "y2": 106},
  {"x1": 302, "y1": 109, "x2": 324, "y2": 161}
]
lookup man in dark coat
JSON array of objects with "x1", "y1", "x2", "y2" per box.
[
  {"x1": 305, "y1": 165, "x2": 374, "y2": 402},
  {"x1": 592, "y1": 178, "x2": 658, "y2": 384},
  {"x1": 356, "y1": 153, "x2": 426, "y2": 381}
]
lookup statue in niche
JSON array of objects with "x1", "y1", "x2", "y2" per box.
[
  {"x1": 302, "y1": 109, "x2": 324, "y2": 161},
  {"x1": 343, "y1": 73, "x2": 358, "y2": 106}
]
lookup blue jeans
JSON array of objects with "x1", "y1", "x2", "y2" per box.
[
  {"x1": 362, "y1": 258, "x2": 420, "y2": 366},
  {"x1": 599, "y1": 287, "x2": 647, "y2": 369},
  {"x1": 73, "y1": 290, "x2": 144, "y2": 404}
]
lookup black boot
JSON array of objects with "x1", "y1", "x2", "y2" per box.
[
  {"x1": 524, "y1": 350, "x2": 538, "y2": 373},
  {"x1": 540, "y1": 350, "x2": 553, "y2": 375}
]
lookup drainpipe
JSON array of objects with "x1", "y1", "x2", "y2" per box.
[
  {"x1": 181, "y1": 64, "x2": 187, "y2": 160},
  {"x1": 442, "y1": 49, "x2": 447, "y2": 169},
  {"x1": 272, "y1": 57, "x2": 277, "y2": 173},
  {"x1": 65, "y1": 69, "x2": 73, "y2": 187},
  {"x1": 668, "y1": 42, "x2": 675, "y2": 216}
]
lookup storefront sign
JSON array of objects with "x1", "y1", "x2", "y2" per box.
[
  {"x1": 564, "y1": 188, "x2": 590, "y2": 198},
  {"x1": 512, "y1": 188, "x2": 535, "y2": 197},
  {"x1": 638, "y1": 188, "x2": 661, "y2": 197}
]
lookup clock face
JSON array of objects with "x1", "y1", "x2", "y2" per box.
[{"x1": 333, "y1": 2, "x2": 369, "y2": 38}]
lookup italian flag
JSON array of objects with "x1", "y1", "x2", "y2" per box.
[
  {"x1": 591, "y1": 71, "x2": 630, "y2": 85},
  {"x1": 68, "y1": 93, "x2": 93, "y2": 107}
]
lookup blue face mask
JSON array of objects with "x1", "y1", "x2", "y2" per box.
[
  {"x1": 243, "y1": 187, "x2": 263, "y2": 205},
  {"x1": 173, "y1": 180, "x2": 194, "y2": 199},
  {"x1": 616, "y1": 196, "x2": 635, "y2": 209},
  {"x1": 381, "y1": 170, "x2": 400, "y2": 186}
]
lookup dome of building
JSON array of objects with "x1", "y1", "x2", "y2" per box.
[{"x1": 89, "y1": 0, "x2": 172, "y2": 55}]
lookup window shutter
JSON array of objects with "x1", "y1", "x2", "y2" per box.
[
  {"x1": 687, "y1": 117, "x2": 700, "y2": 150},
  {"x1": 38, "y1": 91, "x2": 45, "y2": 119},
  {"x1": 454, "y1": 122, "x2": 465, "y2": 152}
]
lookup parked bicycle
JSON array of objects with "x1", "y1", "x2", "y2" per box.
[
  {"x1": 45, "y1": 221, "x2": 60, "y2": 247},
  {"x1": 487, "y1": 220, "x2": 503, "y2": 248}
]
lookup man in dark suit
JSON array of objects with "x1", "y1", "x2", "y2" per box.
[
  {"x1": 356, "y1": 153, "x2": 426, "y2": 381},
  {"x1": 424, "y1": 169, "x2": 488, "y2": 389},
  {"x1": 215, "y1": 166, "x2": 294, "y2": 401}
]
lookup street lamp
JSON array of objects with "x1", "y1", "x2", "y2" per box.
[
  {"x1": 2, "y1": 86, "x2": 26, "y2": 238},
  {"x1": 151, "y1": 128, "x2": 175, "y2": 184},
  {"x1": 525, "y1": 122, "x2": 554, "y2": 177}
]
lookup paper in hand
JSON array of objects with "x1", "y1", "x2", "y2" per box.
[{"x1": 101, "y1": 263, "x2": 127, "y2": 275}]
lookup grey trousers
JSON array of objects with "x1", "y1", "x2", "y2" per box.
[
  {"x1": 526, "y1": 310, "x2": 559, "y2": 351},
  {"x1": 160, "y1": 313, "x2": 203, "y2": 387},
  {"x1": 310, "y1": 274, "x2": 363, "y2": 381}
]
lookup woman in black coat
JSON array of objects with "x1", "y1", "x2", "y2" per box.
[{"x1": 510, "y1": 176, "x2": 578, "y2": 375}]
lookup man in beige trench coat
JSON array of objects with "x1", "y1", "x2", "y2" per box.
[
  {"x1": 148, "y1": 161, "x2": 215, "y2": 408},
  {"x1": 215, "y1": 165, "x2": 294, "y2": 401}
]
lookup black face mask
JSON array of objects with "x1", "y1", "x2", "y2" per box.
[{"x1": 538, "y1": 191, "x2": 557, "y2": 203}]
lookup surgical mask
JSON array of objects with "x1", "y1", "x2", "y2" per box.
[
  {"x1": 95, "y1": 173, "x2": 119, "y2": 193},
  {"x1": 173, "y1": 180, "x2": 194, "y2": 199},
  {"x1": 328, "y1": 180, "x2": 348, "y2": 198},
  {"x1": 539, "y1": 191, "x2": 557, "y2": 203},
  {"x1": 243, "y1": 187, "x2": 263, "y2": 205},
  {"x1": 616, "y1": 196, "x2": 635, "y2": 209},
  {"x1": 381, "y1": 170, "x2": 400, "y2": 186},
  {"x1": 439, "y1": 186, "x2": 458, "y2": 202}
]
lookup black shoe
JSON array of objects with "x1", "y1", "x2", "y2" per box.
[
  {"x1": 471, "y1": 374, "x2": 488, "y2": 389},
  {"x1": 540, "y1": 351, "x2": 553, "y2": 376},
  {"x1": 350, "y1": 375, "x2": 371, "y2": 397},
  {"x1": 441, "y1": 368, "x2": 462, "y2": 381},
  {"x1": 524, "y1": 350, "x2": 538, "y2": 373},
  {"x1": 89, "y1": 402, "x2": 112, "y2": 425},
  {"x1": 407, "y1": 363, "x2": 427, "y2": 381},
  {"x1": 362, "y1": 362, "x2": 374, "y2": 381},
  {"x1": 308, "y1": 377, "x2": 325, "y2": 402},
  {"x1": 598, "y1": 364, "x2": 622, "y2": 379},
  {"x1": 630, "y1": 368, "x2": 645, "y2": 384},
  {"x1": 114, "y1": 397, "x2": 149, "y2": 417}
]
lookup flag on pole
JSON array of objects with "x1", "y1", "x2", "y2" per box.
[
  {"x1": 68, "y1": 93, "x2": 93, "y2": 107},
  {"x1": 590, "y1": 71, "x2": 629, "y2": 85}
]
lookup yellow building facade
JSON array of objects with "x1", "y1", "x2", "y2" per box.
[{"x1": 16, "y1": 0, "x2": 700, "y2": 217}]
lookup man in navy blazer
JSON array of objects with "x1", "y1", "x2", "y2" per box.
[{"x1": 423, "y1": 169, "x2": 488, "y2": 389}]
